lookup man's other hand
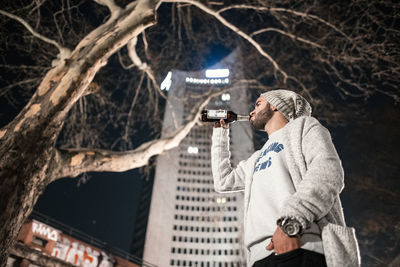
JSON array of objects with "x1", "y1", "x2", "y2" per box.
[
  {"x1": 266, "y1": 226, "x2": 301, "y2": 254},
  {"x1": 214, "y1": 118, "x2": 229, "y2": 129}
]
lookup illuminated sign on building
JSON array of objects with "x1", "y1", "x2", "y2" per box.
[
  {"x1": 205, "y1": 69, "x2": 230, "y2": 78},
  {"x1": 161, "y1": 71, "x2": 172, "y2": 91},
  {"x1": 185, "y1": 77, "x2": 229, "y2": 85}
]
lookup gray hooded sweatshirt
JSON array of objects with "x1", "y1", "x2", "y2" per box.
[{"x1": 211, "y1": 116, "x2": 360, "y2": 267}]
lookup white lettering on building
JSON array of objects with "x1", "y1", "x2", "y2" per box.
[{"x1": 32, "y1": 222, "x2": 59, "y2": 241}]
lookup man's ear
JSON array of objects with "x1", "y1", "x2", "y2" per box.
[{"x1": 270, "y1": 104, "x2": 278, "y2": 112}]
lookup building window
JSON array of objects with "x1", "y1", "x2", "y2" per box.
[{"x1": 32, "y1": 236, "x2": 48, "y2": 247}]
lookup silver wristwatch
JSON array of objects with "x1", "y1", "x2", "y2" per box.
[{"x1": 277, "y1": 217, "x2": 303, "y2": 237}]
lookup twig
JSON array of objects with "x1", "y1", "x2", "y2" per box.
[
  {"x1": 251, "y1": 27, "x2": 324, "y2": 49},
  {"x1": 0, "y1": 9, "x2": 71, "y2": 60},
  {"x1": 217, "y1": 4, "x2": 351, "y2": 41}
]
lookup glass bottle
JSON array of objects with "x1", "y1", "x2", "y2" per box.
[{"x1": 201, "y1": 110, "x2": 250, "y2": 123}]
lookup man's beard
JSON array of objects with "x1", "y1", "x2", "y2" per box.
[{"x1": 251, "y1": 103, "x2": 274, "y2": 130}]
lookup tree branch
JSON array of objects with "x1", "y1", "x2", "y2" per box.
[
  {"x1": 93, "y1": 0, "x2": 122, "y2": 20},
  {"x1": 270, "y1": 7, "x2": 351, "y2": 41},
  {"x1": 122, "y1": 72, "x2": 145, "y2": 143},
  {"x1": 127, "y1": 37, "x2": 148, "y2": 71},
  {"x1": 251, "y1": 27, "x2": 324, "y2": 49},
  {"x1": 217, "y1": 4, "x2": 351, "y2": 41},
  {"x1": 163, "y1": 0, "x2": 290, "y2": 83},
  {"x1": 320, "y1": 57, "x2": 369, "y2": 97},
  {"x1": 126, "y1": 36, "x2": 167, "y2": 99},
  {"x1": 142, "y1": 30, "x2": 150, "y2": 59},
  {"x1": 52, "y1": 89, "x2": 226, "y2": 180},
  {"x1": 1, "y1": 0, "x2": 158, "y2": 141},
  {"x1": 0, "y1": 78, "x2": 40, "y2": 97},
  {"x1": 0, "y1": 9, "x2": 71, "y2": 62}
]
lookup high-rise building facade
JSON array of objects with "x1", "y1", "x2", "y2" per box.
[{"x1": 143, "y1": 52, "x2": 254, "y2": 267}]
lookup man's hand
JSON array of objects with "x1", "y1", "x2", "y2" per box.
[
  {"x1": 266, "y1": 226, "x2": 301, "y2": 254},
  {"x1": 214, "y1": 118, "x2": 229, "y2": 129}
]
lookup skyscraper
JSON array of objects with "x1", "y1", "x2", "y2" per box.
[{"x1": 143, "y1": 51, "x2": 254, "y2": 267}]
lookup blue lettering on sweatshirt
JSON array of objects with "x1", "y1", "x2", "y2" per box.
[{"x1": 253, "y1": 142, "x2": 284, "y2": 173}]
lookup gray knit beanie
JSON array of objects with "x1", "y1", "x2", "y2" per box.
[{"x1": 260, "y1": 89, "x2": 312, "y2": 121}]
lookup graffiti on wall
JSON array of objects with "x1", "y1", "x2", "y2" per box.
[
  {"x1": 51, "y1": 236, "x2": 115, "y2": 267},
  {"x1": 29, "y1": 220, "x2": 115, "y2": 267}
]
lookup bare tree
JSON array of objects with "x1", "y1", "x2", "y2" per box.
[{"x1": 0, "y1": 0, "x2": 399, "y2": 265}]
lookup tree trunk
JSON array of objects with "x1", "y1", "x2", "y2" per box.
[
  {"x1": 0, "y1": 0, "x2": 157, "y2": 265},
  {"x1": 0, "y1": 108, "x2": 61, "y2": 265}
]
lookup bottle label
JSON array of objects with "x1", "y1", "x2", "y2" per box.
[{"x1": 207, "y1": 110, "x2": 227, "y2": 119}]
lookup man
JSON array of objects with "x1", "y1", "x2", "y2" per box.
[{"x1": 211, "y1": 89, "x2": 360, "y2": 267}]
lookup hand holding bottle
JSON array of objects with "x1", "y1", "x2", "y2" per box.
[{"x1": 214, "y1": 119, "x2": 230, "y2": 129}]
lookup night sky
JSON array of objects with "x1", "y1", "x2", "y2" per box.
[{"x1": 33, "y1": 170, "x2": 143, "y2": 251}]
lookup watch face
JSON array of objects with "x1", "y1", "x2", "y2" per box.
[{"x1": 282, "y1": 221, "x2": 300, "y2": 236}]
